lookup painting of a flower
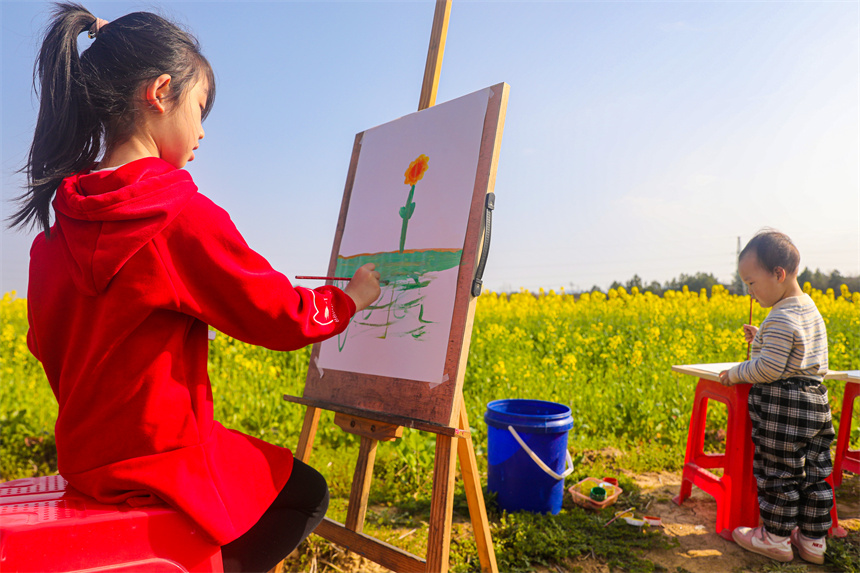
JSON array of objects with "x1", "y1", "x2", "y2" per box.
[
  {"x1": 399, "y1": 154, "x2": 429, "y2": 252},
  {"x1": 404, "y1": 154, "x2": 430, "y2": 186}
]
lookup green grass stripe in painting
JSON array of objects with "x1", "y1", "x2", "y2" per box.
[{"x1": 335, "y1": 249, "x2": 462, "y2": 281}]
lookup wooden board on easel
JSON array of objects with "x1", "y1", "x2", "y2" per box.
[
  {"x1": 297, "y1": 81, "x2": 508, "y2": 429},
  {"x1": 283, "y1": 2, "x2": 504, "y2": 571}
]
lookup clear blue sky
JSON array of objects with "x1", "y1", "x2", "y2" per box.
[{"x1": 2, "y1": 1, "x2": 858, "y2": 295}]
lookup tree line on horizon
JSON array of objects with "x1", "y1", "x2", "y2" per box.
[{"x1": 595, "y1": 267, "x2": 859, "y2": 298}]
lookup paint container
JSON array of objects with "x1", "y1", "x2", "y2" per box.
[
  {"x1": 623, "y1": 515, "x2": 663, "y2": 527},
  {"x1": 590, "y1": 487, "x2": 606, "y2": 502},
  {"x1": 570, "y1": 477, "x2": 623, "y2": 510},
  {"x1": 485, "y1": 399, "x2": 574, "y2": 514}
]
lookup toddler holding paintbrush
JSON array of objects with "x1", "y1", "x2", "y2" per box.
[{"x1": 718, "y1": 230, "x2": 832, "y2": 564}]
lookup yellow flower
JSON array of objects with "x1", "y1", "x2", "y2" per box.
[{"x1": 404, "y1": 154, "x2": 430, "y2": 186}]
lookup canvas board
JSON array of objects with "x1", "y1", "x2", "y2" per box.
[
  {"x1": 302, "y1": 83, "x2": 509, "y2": 427},
  {"x1": 317, "y1": 87, "x2": 490, "y2": 383}
]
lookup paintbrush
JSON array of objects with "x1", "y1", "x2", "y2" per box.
[
  {"x1": 604, "y1": 507, "x2": 637, "y2": 528},
  {"x1": 746, "y1": 297, "x2": 753, "y2": 361},
  {"x1": 296, "y1": 275, "x2": 390, "y2": 286},
  {"x1": 295, "y1": 276, "x2": 351, "y2": 281}
]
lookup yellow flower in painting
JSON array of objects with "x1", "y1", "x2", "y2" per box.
[{"x1": 404, "y1": 154, "x2": 430, "y2": 186}]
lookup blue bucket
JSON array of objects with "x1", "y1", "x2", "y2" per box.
[{"x1": 485, "y1": 399, "x2": 574, "y2": 514}]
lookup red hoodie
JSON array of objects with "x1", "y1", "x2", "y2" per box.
[{"x1": 26, "y1": 157, "x2": 355, "y2": 545}]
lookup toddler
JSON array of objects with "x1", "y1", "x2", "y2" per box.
[{"x1": 720, "y1": 230, "x2": 832, "y2": 564}]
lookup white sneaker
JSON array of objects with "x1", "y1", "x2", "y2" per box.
[
  {"x1": 732, "y1": 526, "x2": 794, "y2": 562},
  {"x1": 790, "y1": 529, "x2": 826, "y2": 565}
]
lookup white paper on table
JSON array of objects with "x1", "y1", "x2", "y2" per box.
[{"x1": 671, "y1": 363, "x2": 742, "y2": 382}]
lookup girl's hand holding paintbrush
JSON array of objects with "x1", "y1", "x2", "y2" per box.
[{"x1": 343, "y1": 263, "x2": 382, "y2": 311}]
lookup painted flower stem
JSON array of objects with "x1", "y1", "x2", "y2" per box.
[
  {"x1": 398, "y1": 154, "x2": 428, "y2": 252},
  {"x1": 398, "y1": 184, "x2": 416, "y2": 252}
]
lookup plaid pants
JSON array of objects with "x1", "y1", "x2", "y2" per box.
[{"x1": 748, "y1": 378, "x2": 835, "y2": 538}]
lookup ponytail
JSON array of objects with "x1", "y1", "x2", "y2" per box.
[
  {"x1": 8, "y1": 2, "x2": 216, "y2": 236},
  {"x1": 10, "y1": 3, "x2": 101, "y2": 235}
]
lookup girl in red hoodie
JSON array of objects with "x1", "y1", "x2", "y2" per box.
[{"x1": 9, "y1": 3, "x2": 381, "y2": 571}]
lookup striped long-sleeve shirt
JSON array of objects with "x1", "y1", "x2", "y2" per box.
[{"x1": 728, "y1": 294, "x2": 828, "y2": 384}]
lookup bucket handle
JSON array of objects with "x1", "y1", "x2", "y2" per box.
[{"x1": 507, "y1": 425, "x2": 574, "y2": 481}]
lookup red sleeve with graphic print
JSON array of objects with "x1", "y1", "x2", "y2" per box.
[{"x1": 158, "y1": 194, "x2": 355, "y2": 350}]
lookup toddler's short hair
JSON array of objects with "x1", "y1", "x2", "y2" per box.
[{"x1": 739, "y1": 229, "x2": 800, "y2": 274}]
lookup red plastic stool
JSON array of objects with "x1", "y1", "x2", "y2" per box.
[
  {"x1": 0, "y1": 475, "x2": 223, "y2": 572},
  {"x1": 672, "y1": 376, "x2": 846, "y2": 539},
  {"x1": 833, "y1": 380, "x2": 860, "y2": 488},
  {"x1": 673, "y1": 378, "x2": 759, "y2": 540}
]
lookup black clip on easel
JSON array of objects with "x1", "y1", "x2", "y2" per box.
[{"x1": 471, "y1": 193, "x2": 495, "y2": 297}]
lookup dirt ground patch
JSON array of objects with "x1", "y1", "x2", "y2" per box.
[
  {"x1": 629, "y1": 470, "x2": 859, "y2": 573},
  {"x1": 282, "y1": 470, "x2": 859, "y2": 573}
]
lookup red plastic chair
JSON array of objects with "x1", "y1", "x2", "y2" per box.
[
  {"x1": 0, "y1": 475, "x2": 223, "y2": 572},
  {"x1": 833, "y1": 380, "x2": 860, "y2": 488},
  {"x1": 673, "y1": 378, "x2": 845, "y2": 539}
]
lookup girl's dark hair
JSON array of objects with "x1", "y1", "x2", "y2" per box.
[
  {"x1": 739, "y1": 229, "x2": 800, "y2": 274},
  {"x1": 8, "y1": 2, "x2": 216, "y2": 235}
]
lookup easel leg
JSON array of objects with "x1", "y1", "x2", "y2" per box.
[
  {"x1": 457, "y1": 398, "x2": 498, "y2": 573},
  {"x1": 295, "y1": 406, "x2": 321, "y2": 463},
  {"x1": 345, "y1": 436, "x2": 378, "y2": 533},
  {"x1": 426, "y1": 434, "x2": 457, "y2": 573}
]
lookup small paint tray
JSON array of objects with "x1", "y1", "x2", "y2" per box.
[{"x1": 569, "y1": 477, "x2": 623, "y2": 510}]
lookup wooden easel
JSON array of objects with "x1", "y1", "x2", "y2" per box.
[
  {"x1": 286, "y1": 390, "x2": 496, "y2": 573},
  {"x1": 284, "y1": 2, "x2": 501, "y2": 571}
]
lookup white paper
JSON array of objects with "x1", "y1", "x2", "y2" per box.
[
  {"x1": 318, "y1": 87, "x2": 492, "y2": 383},
  {"x1": 672, "y1": 362, "x2": 741, "y2": 381}
]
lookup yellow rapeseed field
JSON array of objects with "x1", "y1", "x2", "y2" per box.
[
  {"x1": 466, "y1": 284, "x2": 858, "y2": 468},
  {"x1": 2, "y1": 284, "x2": 858, "y2": 479}
]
